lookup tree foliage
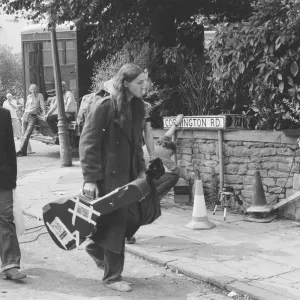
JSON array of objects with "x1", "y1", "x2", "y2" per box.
[
  {"x1": 1, "y1": 0, "x2": 253, "y2": 55},
  {"x1": 1, "y1": 0, "x2": 253, "y2": 122},
  {"x1": 0, "y1": 45, "x2": 23, "y2": 97},
  {"x1": 209, "y1": 0, "x2": 300, "y2": 130}
]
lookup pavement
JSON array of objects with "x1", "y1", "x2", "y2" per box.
[{"x1": 18, "y1": 160, "x2": 300, "y2": 300}]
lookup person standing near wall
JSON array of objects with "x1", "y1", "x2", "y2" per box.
[
  {"x1": 0, "y1": 107, "x2": 26, "y2": 280},
  {"x1": 16, "y1": 84, "x2": 46, "y2": 157},
  {"x1": 3, "y1": 93, "x2": 21, "y2": 139}
]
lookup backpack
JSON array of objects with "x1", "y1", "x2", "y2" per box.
[{"x1": 77, "y1": 90, "x2": 110, "y2": 126}]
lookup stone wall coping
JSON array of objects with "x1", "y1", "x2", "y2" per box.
[{"x1": 152, "y1": 129, "x2": 298, "y2": 144}]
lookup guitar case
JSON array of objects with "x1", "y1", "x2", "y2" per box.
[{"x1": 43, "y1": 158, "x2": 164, "y2": 251}]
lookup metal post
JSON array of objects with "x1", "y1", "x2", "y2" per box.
[
  {"x1": 50, "y1": 25, "x2": 72, "y2": 167},
  {"x1": 218, "y1": 129, "x2": 224, "y2": 190}
]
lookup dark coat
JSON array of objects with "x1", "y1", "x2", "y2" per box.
[
  {"x1": 0, "y1": 107, "x2": 17, "y2": 190},
  {"x1": 79, "y1": 97, "x2": 146, "y2": 253}
]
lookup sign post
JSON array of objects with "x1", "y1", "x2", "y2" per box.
[{"x1": 164, "y1": 115, "x2": 226, "y2": 191}]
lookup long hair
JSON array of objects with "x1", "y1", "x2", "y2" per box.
[{"x1": 112, "y1": 63, "x2": 145, "y2": 125}]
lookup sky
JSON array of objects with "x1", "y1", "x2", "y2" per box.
[{"x1": 0, "y1": 13, "x2": 30, "y2": 53}]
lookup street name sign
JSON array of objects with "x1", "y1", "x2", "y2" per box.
[{"x1": 163, "y1": 116, "x2": 226, "y2": 129}]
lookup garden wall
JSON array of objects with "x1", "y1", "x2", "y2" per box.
[{"x1": 152, "y1": 129, "x2": 300, "y2": 220}]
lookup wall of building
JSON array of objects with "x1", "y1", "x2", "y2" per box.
[{"x1": 152, "y1": 128, "x2": 300, "y2": 220}]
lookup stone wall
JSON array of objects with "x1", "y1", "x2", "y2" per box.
[{"x1": 152, "y1": 129, "x2": 300, "y2": 219}]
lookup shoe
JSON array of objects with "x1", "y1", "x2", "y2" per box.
[
  {"x1": 125, "y1": 236, "x2": 136, "y2": 244},
  {"x1": 27, "y1": 151, "x2": 35, "y2": 154},
  {"x1": 3, "y1": 268, "x2": 26, "y2": 280},
  {"x1": 104, "y1": 281, "x2": 132, "y2": 292},
  {"x1": 85, "y1": 244, "x2": 104, "y2": 269},
  {"x1": 16, "y1": 151, "x2": 26, "y2": 157}
]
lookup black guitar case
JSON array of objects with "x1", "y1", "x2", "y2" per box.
[{"x1": 43, "y1": 158, "x2": 164, "y2": 250}]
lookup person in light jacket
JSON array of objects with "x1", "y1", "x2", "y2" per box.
[{"x1": 16, "y1": 84, "x2": 46, "y2": 157}]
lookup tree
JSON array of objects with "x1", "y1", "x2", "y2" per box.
[
  {"x1": 0, "y1": 0, "x2": 253, "y2": 119},
  {"x1": 1, "y1": 0, "x2": 253, "y2": 56},
  {"x1": 209, "y1": 0, "x2": 300, "y2": 130},
  {"x1": 0, "y1": 45, "x2": 23, "y2": 97}
]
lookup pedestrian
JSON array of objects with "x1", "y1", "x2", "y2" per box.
[
  {"x1": 0, "y1": 106, "x2": 26, "y2": 280},
  {"x1": 103, "y1": 69, "x2": 156, "y2": 159},
  {"x1": 3, "y1": 93, "x2": 21, "y2": 139},
  {"x1": 103, "y1": 71, "x2": 158, "y2": 245},
  {"x1": 16, "y1": 84, "x2": 46, "y2": 157},
  {"x1": 80, "y1": 63, "x2": 147, "y2": 292}
]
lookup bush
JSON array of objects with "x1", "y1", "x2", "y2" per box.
[
  {"x1": 209, "y1": 0, "x2": 300, "y2": 130},
  {"x1": 91, "y1": 42, "x2": 154, "y2": 92},
  {"x1": 178, "y1": 58, "x2": 217, "y2": 115},
  {"x1": 0, "y1": 46, "x2": 23, "y2": 97}
]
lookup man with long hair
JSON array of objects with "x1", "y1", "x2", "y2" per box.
[{"x1": 80, "y1": 63, "x2": 147, "y2": 292}]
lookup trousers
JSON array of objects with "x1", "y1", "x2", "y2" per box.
[
  {"x1": 19, "y1": 113, "x2": 36, "y2": 155},
  {"x1": 0, "y1": 189, "x2": 21, "y2": 272},
  {"x1": 86, "y1": 202, "x2": 141, "y2": 283},
  {"x1": 11, "y1": 118, "x2": 21, "y2": 139}
]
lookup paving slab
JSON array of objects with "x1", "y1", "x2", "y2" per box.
[
  {"x1": 221, "y1": 218, "x2": 296, "y2": 234},
  {"x1": 243, "y1": 278, "x2": 300, "y2": 300},
  {"x1": 227, "y1": 281, "x2": 296, "y2": 300},
  {"x1": 256, "y1": 244, "x2": 300, "y2": 269},
  {"x1": 166, "y1": 259, "x2": 235, "y2": 289},
  {"x1": 213, "y1": 230, "x2": 300, "y2": 251}
]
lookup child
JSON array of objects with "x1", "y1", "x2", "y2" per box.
[{"x1": 143, "y1": 114, "x2": 189, "y2": 200}]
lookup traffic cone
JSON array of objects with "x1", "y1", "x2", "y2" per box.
[
  {"x1": 186, "y1": 180, "x2": 216, "y2": 230},
  {"x1": 247, "y1": 170, "x2": 271, "y2": 213}
]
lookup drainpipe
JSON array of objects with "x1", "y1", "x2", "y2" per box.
[{"x1": 218, "y1": 129, "x2": 224, "y2": 189}]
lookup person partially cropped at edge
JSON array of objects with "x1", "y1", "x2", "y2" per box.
[
  {"x1": 0, "y1": 107, "x2": 26, "y2": 280},
  {"x1": 79, "y1": 63, "x2": 147, "y2": 292}
]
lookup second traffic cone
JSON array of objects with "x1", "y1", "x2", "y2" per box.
[
  {"x1": 247, "y1": 170, "x2": 271, "y2": 213},
  {"x1": 186, "y1": 180, "x2": 216, "y2": 230}
]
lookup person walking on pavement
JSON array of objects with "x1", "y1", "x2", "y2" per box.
[
  {"x1": 16, "y1": 84, "x2": 46, "y2": 157},
  {"x1": 3, "y1": 93, "x2": 21, "y2": 139},
  {"x1": 45, "y1": 81, "x2": 77, "y2": 139},
  {"x1": 0, "y1": 107, "x2": 26, "y2": 280},
  {"x1": 80, "y1": 63, "x2": 147, "y2": 293}
]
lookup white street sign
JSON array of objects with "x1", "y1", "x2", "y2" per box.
[{"x1": 163, "y1": 116, "x2": 226, "y2": 129}]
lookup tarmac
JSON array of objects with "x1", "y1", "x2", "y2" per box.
[{"x1": 18, "y1": 160, "x2": 300, "y2": 300}]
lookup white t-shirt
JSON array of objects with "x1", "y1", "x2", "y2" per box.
[{"x1": 3, "y1": 100, "x2": 18, "y2": 119}]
